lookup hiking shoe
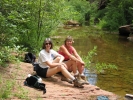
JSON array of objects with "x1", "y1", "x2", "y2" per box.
[
  {"x1": 81, "y1": 75, "x2": 89, "y2": 85},
  {"x1": 73, "y1": 78, "x2": 84, "y2": 88},
  {"x1": 61, "y1": 75, "x2": 73, "y2": 84},
  {"x1": 74, "y1": 74, "x2": 87, "y2": 85}
]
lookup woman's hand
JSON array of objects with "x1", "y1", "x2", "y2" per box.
[
  {"x1": 81, "y1": 61, "x2": 85, "y2": 65},
  {"x1": 77, "y1": 60, "x2": 85, "y2": 66},
  {"x1": 56, "y1": 62, "x2": 66, "y2": 67},
  {"x1": 61, "y1": 62, "x2": 68, "y2": 69},
  {"x1": 61, "y1": 62, "x2": 66, "y2": 66}
]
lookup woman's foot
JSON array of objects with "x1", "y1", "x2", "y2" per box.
[
  {"x1": 73, "y1": 78, "x2": 84, "y2": 88},
  {"x1": 81, "y1": 75, "x2": 89, "y2": 85},
  {"x1": 74, "y1": 74, "x2": 86, "y2": 85},
  {"x1": 74, "y1": 74, "x2": 89, "y2": 85},
  {"x1": 61, "y1": 75, "x2": 73, "y2": 84}
]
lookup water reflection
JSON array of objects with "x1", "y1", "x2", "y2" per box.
[
  {"x1": 118, "y1": 36, "x2": 129, "y2": 42},
  {"x1": 74, "y1": 34, "x2": 133, "y2": 98},
  {"x1": 84, "y1": 68, "x2": 97, "y2": 85}
]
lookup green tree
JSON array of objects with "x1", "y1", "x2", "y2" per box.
[{"x1": 97, "y1": 0, "x2": 133, "y2": 31}]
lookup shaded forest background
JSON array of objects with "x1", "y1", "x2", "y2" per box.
[{"x1": 0, "y1": 0, "x2": 133, "y2": 66}]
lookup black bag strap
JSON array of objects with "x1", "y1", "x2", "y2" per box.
[
  {"x1": 32, "y1": 62, "x2": 40, "y2": 71},
  {"x1": 39, "y1": 83, "x2": 46, "y2": 94}
]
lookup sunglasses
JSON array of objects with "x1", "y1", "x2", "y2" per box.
[{"x1": 45, "y1": 43, "x2": 51, "y2": 45}]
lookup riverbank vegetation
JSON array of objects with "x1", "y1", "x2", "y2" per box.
[
  {"x1": 82, "y1": 46, "x2": 117, "y2": 73},
  {"x1": 0, "y1": 0, "x2": 132, "y2": 99},
  {"x1": 0, "y1": 0, "x2": 133, "y2": 55}
]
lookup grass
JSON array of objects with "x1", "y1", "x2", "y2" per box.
[
  {"x1": 0, "y1": 74, "x2": 14, "y2": 99},
  {"x1": 0, "y1": 62, "x2": 31, "y2": 100}
]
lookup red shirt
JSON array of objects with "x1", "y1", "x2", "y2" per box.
[{"x1": 58, "y1": 45, "x2": 74, "y2": 61}]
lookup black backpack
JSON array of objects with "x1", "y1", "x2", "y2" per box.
[
  {"x1": 24, "y1": 52, "x2": 36, "y2": 63},
  {"x1": 24, "y1": 74, "x2": 46, "y2": 94},
  {"x1": 24, "y1": 52, "x2": 39, "y2": 71}
]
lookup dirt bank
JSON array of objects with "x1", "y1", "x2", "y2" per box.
[{"x1": 6, "y1": 62, "x2": 120, "y2": 100}]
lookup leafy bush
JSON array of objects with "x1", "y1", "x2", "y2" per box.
[
  {"x1": 0, "y1": 45, "x2": 27, "y2": 67},
  {"x1": 58, "y1": 0, "x2": 91, "y2": 24},
  {"x1": 95, "y1": 63, "x2": 117, "y2": 73},
  {"x1": 82, "y1": 46, "x2": 117, "y2": 73}
]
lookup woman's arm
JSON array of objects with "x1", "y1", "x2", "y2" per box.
[
  {"x1": 52, "y1": 49, "x2": 64, "y2": 63},
  {"x1": 60, "y1": 45, "x2": 83, "y2": 63},
  {"x1": 56, "y1": 54, "x2": 64, "y2": 63},
  {"x1": 39, "y1": 50, "x2": 64, "y2": 68},
  {"x1": 72, "y1": 47, "x2": 85, "y2": 65},
  {"x1": 44, "y1": 54, "x2": 64, "y2": 68},
  {"x1": 44, "y1": 61, "x2": 62, "y2": 68}
]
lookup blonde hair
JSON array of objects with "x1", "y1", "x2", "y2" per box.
[{"x1": 64, "y1": 36, "x2": 74, "y2": 45}]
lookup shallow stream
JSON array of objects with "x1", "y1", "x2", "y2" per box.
[{"x1": 53, "y1": 26, "x2": 133, "y2": 99}]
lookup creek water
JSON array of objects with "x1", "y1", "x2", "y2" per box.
[{"x1": 53, "y1": 26, "x2": 133, "y2": 99}]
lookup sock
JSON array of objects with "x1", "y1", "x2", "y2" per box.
[
  {"x1": 74, "y1": 71, "x2": 79, "y2": 76},
  {"x1": 70, "y1": 76, "x2": 75, "y2": 81},
  {"x1": 80, "y1": 73, "x2": 84, "y2": 76}
]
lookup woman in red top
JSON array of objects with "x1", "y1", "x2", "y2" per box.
[{"x1": 58, "y1": 36, "x2": 89, "y2": 84}]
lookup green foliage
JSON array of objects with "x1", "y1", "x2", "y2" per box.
[
  {"x1": 67, "y1": 0, "x2": 90, "y2": 23},
  {"x1": 0, "y1": 0, "x2": 62, "y2": 53},
  {"x1": 0, "y1": 0, "x2": 93, "y2": 53},
  {"x1": 96, "y1": 0, "x2": 133, "y2": 31},
  {"x1": 87, "y1": 1, "x2": 99, "y2": 25},
  {"x1": 0, "y1": 45, "x2": 26, "y2": 67},
  {"x1": 82, "y1": 46, "x2": 117, "y2": 73},
  {"x1": 0, "y1": 46, "x2": 16, "y2": 67},
  {"x1": 82, "y1": 46, "x2": 97, "y2": 68},
  {"x1": 95, "y1": 63, "x2": 117, "y2": 73},
  {"x1": 52, "y1": 0, "x2": 91, "y2": 25}
]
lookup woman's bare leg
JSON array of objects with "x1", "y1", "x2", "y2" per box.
[
  {"x1": 46, "y1": 65, "x2": 85, "y2": 88},
  {"x1": 77, "y1": 62, "x2": 84, "y2": 74},
  {"x1": 46, "y1": 65, "x2": 74, "y2": 80},
  {"x1": 64, "y1": 60, "x2": 77, "y2": 74},
  {"x1": 53, "y1": 57, "x2": 68, "y2": 69}
]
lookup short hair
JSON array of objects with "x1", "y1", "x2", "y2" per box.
[
  {"x1": 64, "y1": 36, "x2": 74, "y2": 45},
  {"x1": 42, "y1": 38, "x2": 53, "y2": 49}
]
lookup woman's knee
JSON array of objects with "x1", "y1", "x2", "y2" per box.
[
  {"x1": 57, "y1": 65, "x2": 66, "y2": 71},
  {"x1": 77, "y1": 65, "x2": 84, "y2": 70},
  {"x1": 68, "y1": 60, "x2": 76, "y2": 65},
  {"x1": 57, "y1": 65, "x2": 62, "y2": 71}
]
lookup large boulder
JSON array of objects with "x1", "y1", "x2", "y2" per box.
[
  {"x1": 119, "y1": 25, "x2": 133, "y2": 37},
  {"x1": 65, "y1": 20, "x2": 80, "y2": 26}
]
